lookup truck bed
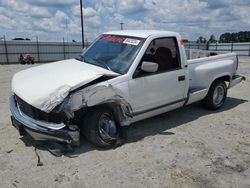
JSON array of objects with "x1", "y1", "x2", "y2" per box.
[
  {"x1": 185, "y1": 49, "x2": 226, "y2": 60},
  {"x1": 186, "y1": 52, "x2": 238, "y2": 104}
]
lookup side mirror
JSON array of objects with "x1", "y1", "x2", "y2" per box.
[{"x1": 141, "y1": 61, "x2": 158, "y2": 73}]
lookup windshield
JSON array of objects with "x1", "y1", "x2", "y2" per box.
[{"x1": 77, "y1": 34, "x2": 144, "y2": 74}]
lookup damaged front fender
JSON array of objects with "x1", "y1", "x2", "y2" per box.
[{"x1": 67, "y1": 82, "x2": 133, "y2": 126}]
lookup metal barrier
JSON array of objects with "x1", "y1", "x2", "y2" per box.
[
  {"x1": 0, "y1": 37, "x2": 90, "y2": 64},
  {"x1": 1, "y1": 39, "x2": 249, "y2": 64},
  {"x1": 185, "y1": 42, "x2": 250, "y2": 56}
]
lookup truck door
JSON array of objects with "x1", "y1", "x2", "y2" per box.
[{"x1": 128, "y1": 37, "x2": 187, "y2": 115}]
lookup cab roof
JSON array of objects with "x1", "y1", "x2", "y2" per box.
[{"x1": 104, "y1": 30, "x2": 179, "y2": 39}]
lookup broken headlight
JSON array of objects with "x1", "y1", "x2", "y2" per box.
[
  {"x1": 59, "y1": 92, "x2": 85, "y2": 119},
  {"x1": 59, "y1": 97, "x2": 74, "y2": 119}
]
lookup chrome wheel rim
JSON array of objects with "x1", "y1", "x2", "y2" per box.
[
  {"x1": 213, "y1": 85, "x2": 224, "y2": 105},
  {"x1": 98, "y1": 112, "x2": 117, "y2": 142}
]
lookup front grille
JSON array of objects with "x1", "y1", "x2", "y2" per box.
[
  {"x1": 15, "y1": 95, "x2": 66, "y2": 124},
  {"x1": 15, "y1": 95, "x2": 35, "y2": 118}
]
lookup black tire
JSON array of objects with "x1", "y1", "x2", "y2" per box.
[
  {"x1": 81, "y1": 107, "x2": 122, "y2": 149},
  {"x1": 202, "y1": 80, "x2": 227, "y2": 110}
]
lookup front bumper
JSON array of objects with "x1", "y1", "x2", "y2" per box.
[
  {"x1": 9, "y1": 95, "x2": 80, "y2": 146},
  {"x1": 229, "y1": 75, "x2": 246, "y2": 88}
]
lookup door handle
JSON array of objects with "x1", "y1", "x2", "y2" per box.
[{"x1": 178, "y1": 75, "x2": 185, "y2": 81}]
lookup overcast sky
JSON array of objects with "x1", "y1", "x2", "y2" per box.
[{"x1": 0, "y1": 0, "x2": 249, "y2": 42}]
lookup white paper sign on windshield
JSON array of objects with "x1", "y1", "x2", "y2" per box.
[{"x1": 123, "y1": 38, "x2": 140, "y2": 46}]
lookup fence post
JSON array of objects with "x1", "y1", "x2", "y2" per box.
[
  {"x1": 36, "y1": 36, "x2": 40, "y2": 63},
  {"x1": 206, "y1": 43, "x2": 209, "y2": 50},
  {"x1": 248, "y1": 44, "x2": 250, "y2": 56},
  {"x1": 231, "y1": 43, "x2": 233, "y2": 52},
  {"x1": 198, "y1": 43, "x2": 200, "y2": 49},
  {"x1": 67, "y1": 40, "x2": 69, "y2": 59},
  {"x1": 215, "y1": 42, "x2": 218, "y2": 51},
  {"x1": 63, "y1": 37, "x2": 66, "y2": 59},
  {"x1": 3, "y1": 36, "x2": 9, "y2": 64}
]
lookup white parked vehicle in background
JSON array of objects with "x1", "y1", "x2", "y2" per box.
[{"x1": 10, "y1": 30, "x2": 245, "y2": 148}]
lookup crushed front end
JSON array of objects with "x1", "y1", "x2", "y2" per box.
[{"x1": 9, "y1": 95, "x2": 80, "y2": 147}]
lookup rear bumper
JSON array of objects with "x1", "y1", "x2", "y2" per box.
[
  {"x1": 9, "y1": 95, "x2": 80, "y2": 146},
  {"x1": 229, "y1": 75, "x2": 246, "y2": 88}
]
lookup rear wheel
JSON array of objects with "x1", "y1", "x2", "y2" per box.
[
  {"x1": 202, "y1": 80, "x2": 227, "y2": 110},
  {"x1": 81, "y1": 107, "x2": 122, "y2": 149}
]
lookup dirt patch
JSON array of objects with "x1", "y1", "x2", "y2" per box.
[
  {"x1": 211, "y1": 157, "x2": 246, "y2": 174},
  {"x1": 0, "y1": 58, "x2": 250, "y2": 187}
]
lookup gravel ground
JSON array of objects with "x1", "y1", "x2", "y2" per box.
[{"x1": 0, "y1": 57, "x2": 249, "y2": 188}]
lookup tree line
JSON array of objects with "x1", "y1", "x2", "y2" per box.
[{"x1": 195, "y1": 31, "x2": 250, "y2": 43}]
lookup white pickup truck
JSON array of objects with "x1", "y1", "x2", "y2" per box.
[{"x1": 10, "y1": 30, "x2": 245, "y2": 148}]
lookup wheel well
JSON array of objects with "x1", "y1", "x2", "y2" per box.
[
  {"x1": 99, "y1": 103, "x2": 124, "y2": 125},
  {"x1": 73, "y1": 102, "x2": 127, "y2": 128},
  {"x1": 212, "y1": 75, "x2": 230, "y2": 88},
  {"x1": 81, "y1": 103, "x2": 124, "y2": 126},
  {"x1": 215, "y1": 75, "x2": 230, "y2": 82}
]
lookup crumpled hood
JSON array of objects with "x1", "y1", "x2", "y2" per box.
[{"x1": 12, "y1": 59, "x2": 119, "y2": 112}]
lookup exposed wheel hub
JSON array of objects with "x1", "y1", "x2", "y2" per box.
[{"x1": 98, "y1": 113, "x2": 117, "y2": 142}]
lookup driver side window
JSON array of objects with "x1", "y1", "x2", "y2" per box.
[{"x1": 140, "y1": 37, "x2": 181, "y2": 74}]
